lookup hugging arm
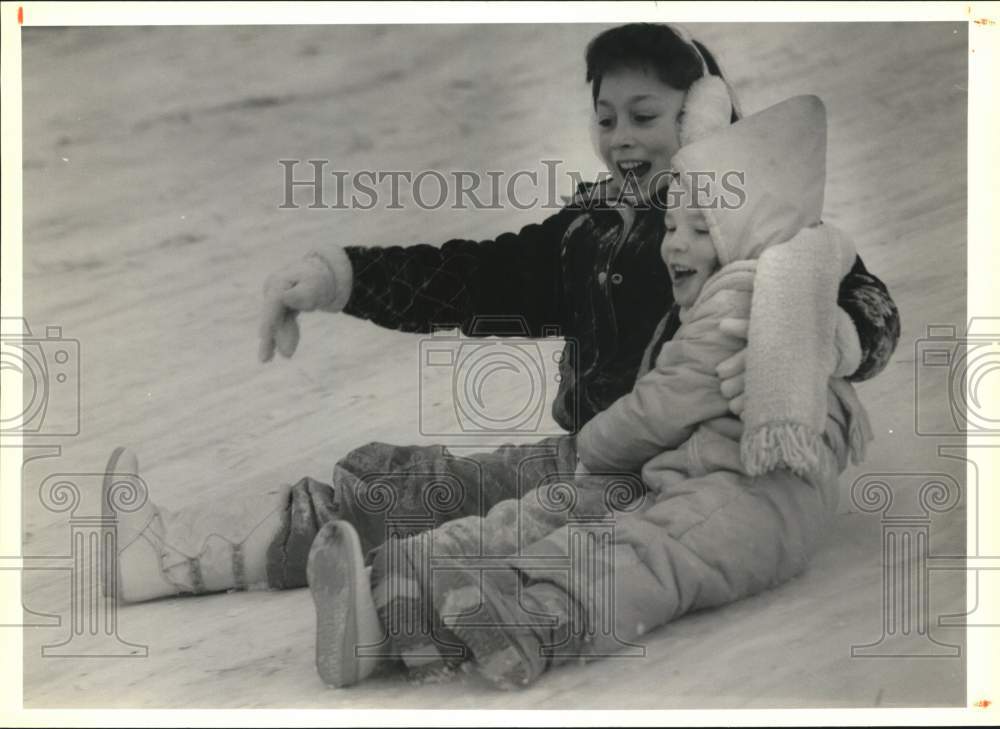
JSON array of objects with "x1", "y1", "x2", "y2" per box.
[
  {"x1": 837, "y1": 255, "x2": 901, "y2": 382},
  {"x1": 716, "y1": 250, "x2": 900, "y2": 412}
]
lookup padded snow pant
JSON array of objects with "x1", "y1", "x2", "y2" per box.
[
  {"x1": 529, "y1": 452, "x2": 841, "y2": 666},
  {"x1": 271, "y1": 433, "x2": 840, "y2": 682},
  {"x1": 383, "y1": 442, "x2": 842, "y2": 675}
]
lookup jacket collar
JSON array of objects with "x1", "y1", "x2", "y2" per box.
[{"x1": 567, "y1": 177, "x2": 671, "y2": 224}]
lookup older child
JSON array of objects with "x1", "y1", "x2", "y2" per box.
[{"x1": 103, "y1": 24, "x2": 897, "y2": 685}]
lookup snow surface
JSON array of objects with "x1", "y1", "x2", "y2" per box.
[{"x1": 19, "y1": 22, "x2": 967, "y2": 708}]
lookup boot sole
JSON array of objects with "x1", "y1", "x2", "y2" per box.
[{"x1": 308, "y1": 521, "x2": 382, "y2": 688}]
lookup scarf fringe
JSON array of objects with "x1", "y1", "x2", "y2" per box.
[
  {"x1": 742, "y1": 396, "x2": 873, "y2": 478},
  {"x1": 741, "y1": 421, "x2": 827, "y2": 478}
]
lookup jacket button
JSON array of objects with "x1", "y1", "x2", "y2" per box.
[
  {"x1": 611, "y1": 272, "x2": 623, "y2": 285},
  {"x1": 597, "y1": 271, "x2": 608, "y2": 285}
]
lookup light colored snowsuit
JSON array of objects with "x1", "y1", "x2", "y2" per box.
[
  {"x1": 403, "y1": 256, "x2": 863, "y2": 662},
  {"x1": 528, "y1": 262, "x2": 862, "y2": 658},
  {"x1": 393, "y1": 95, "x2": 872, "y2": 667}
]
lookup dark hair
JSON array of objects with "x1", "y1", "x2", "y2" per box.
[{"x1": 585, "y1": 23, "x2": 740, "y2": 123}]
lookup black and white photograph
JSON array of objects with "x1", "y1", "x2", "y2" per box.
[{"x1": 2, "y1": 1, "x2": 997, "y2": 722}]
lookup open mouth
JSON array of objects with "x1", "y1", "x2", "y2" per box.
[
  {"x1": 617, "y1": 160, "x2": 651, "y2": 180},
  {"x1": 669, "y1": 263, "x2": 698, "y2": 283}
]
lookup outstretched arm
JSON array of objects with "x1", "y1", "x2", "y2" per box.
[
  {"x1": 342, "y1": 207, "x2": 578, "y2": 338},
  {"x1": 258, "y1": 207, "x2": 578, "y2": 361}
]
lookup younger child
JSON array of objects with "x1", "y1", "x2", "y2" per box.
[{"x1": 308, "y1": 94, "x2": 874, "y2": 689}]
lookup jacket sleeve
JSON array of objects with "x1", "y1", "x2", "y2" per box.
[
  {"x1": 838, "y1": 255, "x2": 901, "y2": 382},
  {"x1": 341, "y1": 207, "x2": 578, "y2": 338},
  {"x1": 575, "y1": 290, "x2": 741, "y2": 474}
]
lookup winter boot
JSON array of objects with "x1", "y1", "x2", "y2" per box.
[
  {"x1": 308, "y1": 520, "x2": 385, "y2": 688},
  {"x1": 370, "y1": 534, "x2": 467, "y2": 683},
  {"x1": 102, "y1": 446, "x2": 330, "y2": 603},
  {"x1": 440, "y1": 571, "x2": 579, "y2": 690}
]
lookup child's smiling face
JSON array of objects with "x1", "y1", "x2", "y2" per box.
[
  {"x1": 594, "y1": 67, "x2": 686, "y2": 203},
  {"x1": 661, "y1": 185, "x2": 720, "y2": 308}
]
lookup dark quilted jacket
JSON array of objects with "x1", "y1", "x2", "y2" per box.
[{"x1": 343, "y1": 184, "x2": 900, "y2": 434}]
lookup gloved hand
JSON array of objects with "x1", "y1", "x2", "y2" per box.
[
  {"x1": 258, "y1": 248, "x2": 352, "y2": 363},
  {"x1": 716, "y1": 309, "x2": 862, "y2": 416}
]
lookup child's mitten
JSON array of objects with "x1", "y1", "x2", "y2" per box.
[{"x1": 258, "y1": 246, "x2": 353, "y2": 362}]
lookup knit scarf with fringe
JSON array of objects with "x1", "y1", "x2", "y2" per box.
[{"x1": 740, "y1": 224, "x2": 872, "y2": 478}]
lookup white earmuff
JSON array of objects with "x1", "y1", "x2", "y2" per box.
[
  {"x1": 668, "y1": 24, "x2": 739, "y2": 146},
  {"x1": 679, "y1": 74, "x2": 734, "y2": 146}
]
